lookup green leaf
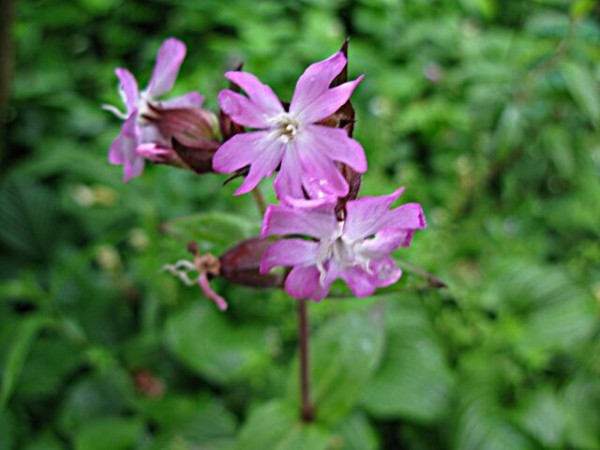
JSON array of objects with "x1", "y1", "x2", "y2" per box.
[
  {"x1": 332, "y1": 412, "x2": 379, "y2": 450},
  {"x1": 0, "y1": 315, "x2": 53, "y2": 408},
  {"x1": 288, "y1": 310, "x2": 385, "y2": 423},
  {"x1": 563, "y1": 375, "x2": 600, "y2": 449},
  {"x1": 562, "y1": 62, "x2": 600, "y2": 125},
  {"x1": 455, "y1": 396, "x2": 535, "y2": 450},
  {"x1": 361, "y1": 306, "x2": 454, "y2": 422},
  {"x1": 570, "y1": 0, "x2": 596, "y2": 20},
  {"x1": 0, "y1": 181, "x2": 59, "y2": 260},
  {"x1": 489, "y1": 261, "x2": 596, "y2": 359},
  {"x1": 58, "y1": 372, "x2": 131, "y2": 436},
  {"x1": 161, "y1": 212, "x2": 260, "y2": 255},
  {"x1": 15, "y1": 337, "x2": 81, "y2": 400},
  {"x1": 164, "y1": 303, "x2": 268, "y2": 385},
  {"x1": 0, "y1": 409, "x2": 17, "y2": 450},
  {"x1": 236, "y1": 401, "x2": 330, "y2": 450},
  {"x1": 492, "y1": 105, "x2": 522, "y2": 159},
  {"x1": 74, "y1": 417, "x2": 143, "y2": 450},
  {"x1": 514, "y1": 387, "x2": 566, "y2": 449},
  {"x1": 136, "y1": 394, "x2": 237, "y2": 443}
]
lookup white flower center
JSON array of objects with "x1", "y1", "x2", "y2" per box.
[
  {"x1": 268, "y1": 113, "x2": 301, "y2": 144},
  {"x1": 136, "y1": 91, "x2": 155, "y2": 124},
  {"x1": 315, "y1": 222, "x2": 373, "y2": 285},
  {"x1": 102, "y1": 90, "x2": 156, "y2": 124}
]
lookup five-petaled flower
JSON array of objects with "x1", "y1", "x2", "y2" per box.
[
  {"x1": 214, "y1": 51, "x2": 367, "y2": 199},
  {"x1": 104, "y1": 38, "x2": 204, "y2": 181},
  {"x1": 260, "y1": 188, "x2": 426, "y2": 301}
]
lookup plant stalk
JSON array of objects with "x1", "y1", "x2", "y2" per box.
[
  {"x1": 297, "y1": 299, "x2": 313, "y2": 422},
  {"x1": 251, "y1": 188, "x2": 267, "y2": 216}
]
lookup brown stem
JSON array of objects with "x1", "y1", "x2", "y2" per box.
[
  {"x1": 251, "y1": 188, "x2": 267, "y2": 216},
  {"x1": 297, "y1": 299, "x2": 313, "y2": 422}
]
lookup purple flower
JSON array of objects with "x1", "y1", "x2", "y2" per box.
[
  {"x1": 104, "y1": 38, "x2": 204, "y2": 181},
  {"x1": 214, "y1": 52, "x2": 367, "y2": 199},
  {"x1": 260, "y1": 188, "x2": 426, "y2": 301}
]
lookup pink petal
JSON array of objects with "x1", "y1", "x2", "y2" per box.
[
  {"x1": 260, "y1": 239, "x2": 319, "y2": 273},
  {"x1": 273, "y1": 146, "x2": 304, "y2": 200},
  {"x1": 224, "y1": 71, "x2": 283, "y2": 117},
  {"x1": 159, "y1": 92, "x2": 204, "y2": 109},
  {"x1": 147, "y1": 38, "x2": 186, "y2": 97},
  {"x1": 295, "y1": 76, "x2": 363, "y2": 124},
  {"x1": 261, "y1": 199, "x2": 338, "y2": 240},
  {"x1": 123, "y1": 154, "x2": 145, "y2": 182},
  {"x1": 115, "y1": 68, "x2": 139, "y2": 114},
  {"x1": 385, "y1": 203, "x2": 427, "y2": 231},
  {"x1": 289, "y1": 52, "x2": 346, "y2": 117},
  {"x1": 218, "y1": 90, "x2": 273, "y2": 128},
  {"x1": 297, "y1": 137, "x2": 350, "y2": 199},
  {"x1": 285, "y1": 265, "x2": 330, "y2": 301},
  {"x1": 198, "y1": 273, "x2": 228, "y2": 311},
  {"x1": 213, "y1": 131, "x2": 273, "y2": 173},
  {"x1": 136, "y1": 143, "x2": 172, "y2": 163},
  {"x1": 109, "y1": 115, "x2": 144, "y2": 181},
  {"x1": 369, "y1": 257, "x2": 403, "y2": 288},
  {"x1": 139, "y1": 123, "x2": 167, "y2": 146},
  {"x1": 108, "y1": 133, "x2": 129, "y2": 165},
  {"x1": 339, "y1": 257, "x2": 401, "y2": 297},
  {"x1": 305, "y1": 125, "x2": 367, "y2": 173},
  {"x1": 234, "y1": 137, "x2": 285, "y2": 195},
  {"x1": 358, "y1": 229, "x2": 416, "y2": 259},
  {"x1": 343, "y1": 187, "x2": 405, "y2": 241}
]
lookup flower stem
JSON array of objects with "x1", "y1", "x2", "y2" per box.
[
  {"x1": 251, "y1": 188, "x2": 267, "y2": 216},
  {"x1": 297, "y1": 299, "x2": 313, "y2": 422}
]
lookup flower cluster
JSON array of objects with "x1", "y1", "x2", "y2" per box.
[{"x1": 106, "y1": 38, "x2": 426, "y2": 306}]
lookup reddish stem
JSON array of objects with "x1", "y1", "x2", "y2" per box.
[{"x1": 298, "y1": 299, "x2": 313, "y2": 422}]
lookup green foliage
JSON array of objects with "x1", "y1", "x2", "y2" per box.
[{"x1": 2, "y1": 0, "x2": 599, "y2": 448}]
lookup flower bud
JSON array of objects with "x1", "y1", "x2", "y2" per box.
[{"x1": 220, "y1": 238, "x2": 284, "y2": 288}]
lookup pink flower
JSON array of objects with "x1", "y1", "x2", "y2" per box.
[
  {"x1": 104, "y1": 38, "x2": 204, "y2": 181},
  {"x1": 214, "y1": 52, "x2": 367, "y2": 199},
  {"x1": 260, "y1": 188, "x2": 426, "y2": 301}
]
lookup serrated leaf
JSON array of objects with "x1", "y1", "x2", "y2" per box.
[
  {"x1": 161, "y1": 212, "x2": 259, "y2": 255},
  {"x1": 236, "y1": 401, "x2": 330, "y2": 450},
  {"x1": 288, "y1": 310, "x2": 385, "y2": 423},
  {"x1": 164, "y1": 303, "x2": 268, "y2": 385}
]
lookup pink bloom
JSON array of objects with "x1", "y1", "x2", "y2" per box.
[
  {"x1": 260, "y1": 188, "x2": 426, "y2": 301},
  {"x1": 214, "y1": 52, "x2": 367, "y2": 199},
  {"x1": 104, "y1": 38, "x2": 204, "y2": 181}
]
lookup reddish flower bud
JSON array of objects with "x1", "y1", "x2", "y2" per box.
[{"x1": 220, "y1": 238, "x2": 284, "y2": 288}]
